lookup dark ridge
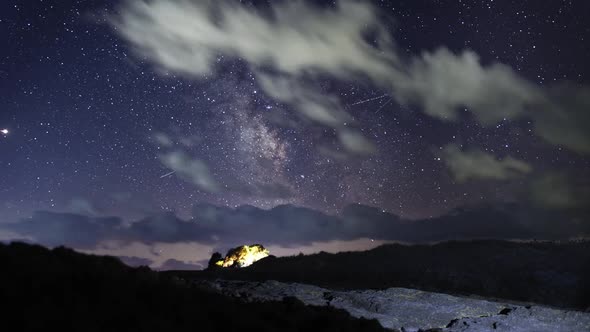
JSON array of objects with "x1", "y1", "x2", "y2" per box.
[
  {"x1": 171, "y1": 240, "x2": 590, "y2": 310},
  {"x1": 0, "y1": 242, "x2": 387, "y2": 332}
]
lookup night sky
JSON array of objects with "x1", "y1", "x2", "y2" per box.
[{"x1": 1, "y1": 0, "x2": 589, "y2": 268}]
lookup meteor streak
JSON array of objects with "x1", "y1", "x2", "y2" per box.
[
  {"x1": 159, "y1": 170, "x2": 176, "y2": 178},
  {"x1": 349, "y1": 94, "x2": 389, "y2": 106}
]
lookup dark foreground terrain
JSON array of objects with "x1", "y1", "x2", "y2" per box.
[
  {"x1": 0, "y1": 242, "x2": 386, "y2": 332},
  {"x1": 172, "y1": 240, "x2": 590, "y2": 310}
]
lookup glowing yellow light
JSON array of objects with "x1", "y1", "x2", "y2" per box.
[{"x1": 218, "y1": 244, "x2": 269, "y2": 268}]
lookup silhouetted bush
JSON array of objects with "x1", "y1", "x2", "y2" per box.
[{"x1": 207, "y1": 252, "x2": 223, "y2": 270}]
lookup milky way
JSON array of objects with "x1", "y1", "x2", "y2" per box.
[{"x1": 0, "y1": 0, "x2": 589, "y2": 238}]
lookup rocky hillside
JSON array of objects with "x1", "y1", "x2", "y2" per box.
[
  {"x1": 0, "y1": 242, "x2": 387, "y2": 332},
  {"x1": 198, "y1": 279, "x2": 590, "y2": 332},
  {"x1": 176, "y1": 240, "x2": 590, "y2": 310}
]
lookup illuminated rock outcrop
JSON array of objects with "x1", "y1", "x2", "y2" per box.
[{"x1": 214, "y1": 244, "x2": 269, "y2": 268}]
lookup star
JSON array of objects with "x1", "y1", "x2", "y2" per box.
[{"x1": 0, "y1": 0, "x2": 588, "y2": 242}]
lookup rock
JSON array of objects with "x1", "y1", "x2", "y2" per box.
[
  {"x1": 197, "y1": 279, "x2": 590, "y2": 331},
  {"x1": 213, "y1": 244, "x2": 270, "y2": 268}
]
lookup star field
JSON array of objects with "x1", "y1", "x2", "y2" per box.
[{"x1": 0, "y1": 0, "x2": 589, "y2": 229}]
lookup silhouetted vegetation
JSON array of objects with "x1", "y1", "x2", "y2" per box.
[
  {"x1": 180, "y1": 240, "x2": 590, "y2": 310},
  {"x1": 0, "y1": 242, "x2": 387, "y2": 332},
  {"x1": 207, "y1": 251, "x2": 223, "y2": 269}
]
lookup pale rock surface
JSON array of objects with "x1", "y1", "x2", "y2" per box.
[{"x1": 196, "y1": 279, "x2": 590, "y2": 332}]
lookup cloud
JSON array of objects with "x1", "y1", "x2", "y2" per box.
[
  {"x1": 158, "y1": 143, "x2": 296, "y2": 199},
  {"x1": 1, "y1": 203, "x2": 588, "y2": 255},
  {"x1": 393, "y1": 51, "x2": 590, "y2": 155},
  {"x1": 154, "y1": 111, "x2": 297, "y2": 200},
  {"x1": 126, "y1": 212, "x2": 219, "y2": 244},
  {"x1": 112, "y1": 0, "x2": 395, "y2": 79},
  {"x1": 1, "y1": 212, "x2": 123, "y2": 249},
  {"x1": 111, "y1": 0, "x2": 387, "y2": 155},
  {"x1": 393, "y1": 49, "x2": 541, "y2": 124},
  {"x1": 0, "y1": 211, "x2": 218, "y2": 249},
  {"x1": 0, "y1": 204, "x2": 396, "y2": 249},
  {"x1": 66, "y1": 198, "x2": 99, "y2": 216},
  {"x1": 190, "y1": 202, "x2": 588, "y2": 245},
  {"x1": 0, "y1": 230, "x2": 33, "y2": 243},
  {"x1": 442, "y1": 144, "x2": 532, "y2": 182},
  {"x1": 117, "y1": 255, "x2": 154, "y2": 267},
  {"x1": 530, "y1": 173, "x2": 590, "y2": 209},
  {"x1": 112, "y1": 0, "x2": 590, "y2": 158},
  {"x1": 190, "y1": 204, "x2": 344, "y2": 245},
  {"x1": 533, "y1": 85, "x2": 590, "y2": 154},
  {"x1": 158, "y1": 258, "x2": 202, "y2": 271},
  {"x1": 153, "y1": 132, "x2": 174, "y2": 147},
  {"x1": 337, "y1": 128, "x2": 378, "y2": 155},
  {"x1": 86, "y1": 241, "x2": 214, "y2": 271},
  {"x1": 256, "y1": 74, "x2": 351, "y2": 127},
  {"x1": 256, "y1": 74, "x2": 377, "y2": 156},
  {"x1": 158, "y1": 150, "x2": 220, "y2": 192},
  {"x1": 265, "y1": 238, "x2": 388, "y2": 257}
]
